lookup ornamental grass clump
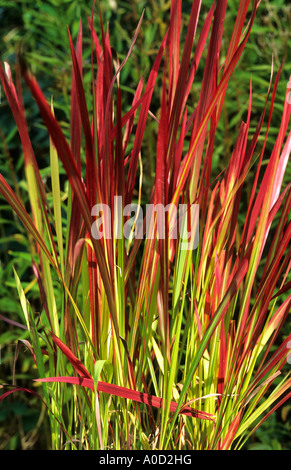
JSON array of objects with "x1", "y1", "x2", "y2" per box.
[{"x1": 0, "y1": 0, "x2": 290, "y2": 450}]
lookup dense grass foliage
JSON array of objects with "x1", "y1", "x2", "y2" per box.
[{"x1": 0, "y1": 1, "x2": 290, "y2": 450}]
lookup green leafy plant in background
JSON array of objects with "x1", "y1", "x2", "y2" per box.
[{"x1": 0, "y1": 0, "x2": 290, "y2": 450}]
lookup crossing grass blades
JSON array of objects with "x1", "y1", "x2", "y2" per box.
[{"x1": 0, "y1": 0, "x2": 291, "y2": 450}]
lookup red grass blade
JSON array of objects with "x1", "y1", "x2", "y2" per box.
[
  {"x1": 35, "y1": 376, "x2": 215, "y2": 421},
  {"x1": 125, "y1": 29, "x2": 169, "y2": 206},
  {"x1": 49, "y1": 330, "x2": 92, "y2": 379},
  {"x1": 46, "y1": 322, "x2": 215, "y2": 421},
  {"x1": 20, "y1": 64, "x2": 120, "y2": 339},
  {"x1": 0, "y1": 174, "x2": 58, "y2": 271}
]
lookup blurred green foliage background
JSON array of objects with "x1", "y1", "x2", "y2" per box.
[{"x1": 0, "y1": 0, "x2": 290, "y2": 449}]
